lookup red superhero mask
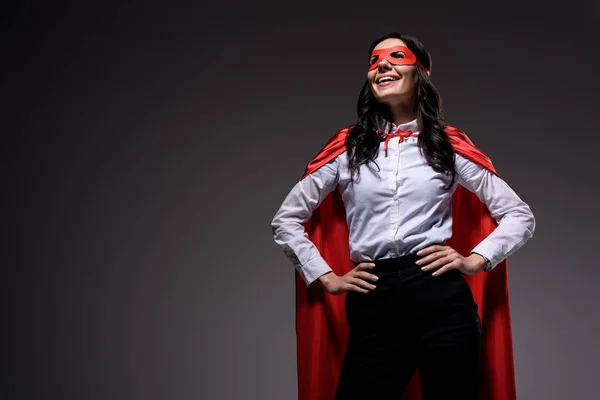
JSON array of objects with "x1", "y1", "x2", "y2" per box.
[{"x1": 368, "y1": 45, "x2": 430, "y2": 75}]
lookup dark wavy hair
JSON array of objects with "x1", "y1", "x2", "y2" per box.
[{"x1": 346, "y1": 32, "x2": 456, "y2": 189}]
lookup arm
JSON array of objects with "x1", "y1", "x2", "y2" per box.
[
  {"x1": 455, "y1": 153, "x2": 536, "y2": 270},
  {"x1": 271, "y1": 157, "x2": 340, "y2": 286}
]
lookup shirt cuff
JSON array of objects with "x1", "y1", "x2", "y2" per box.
[
  {"x1": 470, "y1": 238, "x2": 504, "y2": 270},
  {"x1": 297, "y1": 256, "x2": 333, "y2": 287}
]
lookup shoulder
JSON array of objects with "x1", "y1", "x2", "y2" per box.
[
  {"x1": 319, "y1": 125, "x2": 356, "y2": 162},
  {"x1": 444, "y1": 124, "x2": 499, "y2": 176},
  {"x1": 315, "y1": 125, "x2": 354, "y2": 155},
  {"x1": 454, "y1": 152, "x2": 484, "y2": 176},
  {"x1": 331, "y1": 125, "x2": 354, "y2": 140},
  {"x1": 300, "y1": 125, "x2": 354, "y2": 181}
]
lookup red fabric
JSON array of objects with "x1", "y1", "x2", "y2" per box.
[
  {"x1": 294, "y1": 125, "x2": 516, "y2": 400},
  {"x1": 368, "y1": 45, "x2": 430, "y2": 75}
]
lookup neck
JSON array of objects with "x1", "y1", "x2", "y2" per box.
[{"x1": 387, "y1": 100, "x2": 417, "y2": 126}]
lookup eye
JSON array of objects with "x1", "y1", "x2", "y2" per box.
[
  {"x1": 391, "y1": 51, "x2": 406, "y2": 59},
  {"x1": 369, "y1": 55, "x2": 378, "y2": 65}
]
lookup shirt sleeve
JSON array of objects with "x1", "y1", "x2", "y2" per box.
[
  {"x1": 271, "y1": 156, "x2": 341, "y2": 286},
  {"x1": 455, "y1": 153, "x2": 536, "y2": 269}
]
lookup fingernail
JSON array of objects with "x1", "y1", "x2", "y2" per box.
[
  {"x1": 374, "y1": 276, "x2": 379, "y2": 281},
  {"x1": 421, "y1": 267, "x2": 426, "y2": 271}
]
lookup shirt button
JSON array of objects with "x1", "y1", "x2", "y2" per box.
[{"x1": 392, "y1": 195, "x2": 398, "y2": 200}]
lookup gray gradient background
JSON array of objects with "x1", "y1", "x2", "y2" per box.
[{"x1": 3, "y1": 1, "x2": 599, "y2": 399}]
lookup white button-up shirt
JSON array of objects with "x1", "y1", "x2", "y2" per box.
[{"x1": 271, "y1": 119, "x2": 536, "y2": 286}]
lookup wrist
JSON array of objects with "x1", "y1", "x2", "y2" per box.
[
  {"x1": 315, "y1": 271, "x2": 335, "y2": 287},
  {"x1": 468, "y1": 253, "x2": 488, "y2": 271}
]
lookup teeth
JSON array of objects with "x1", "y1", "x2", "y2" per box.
[{"x1": 378, "y1": 76, "x2": 397, "y2": 83}]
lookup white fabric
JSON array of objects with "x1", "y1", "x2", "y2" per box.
[{"x1": 271, "y1": 119, "x2": 535, "y2": 286}]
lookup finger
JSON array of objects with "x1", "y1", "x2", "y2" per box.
[
  {"x1": 432, "y1": 260, "x2": 460, "y2": 276},
  {"x1": 355, "y1": 262, "x2": 376, "y2": 270},
  {"x1": 351, "y1": 278, "x2": 376, "y2": 291},
  {"x1": 415, "y1": 249, "x2": 452, "y2": 266},
  {"x1": 355, "y1": 271, "x2": 379, "y2": 283},
  {"x1": 346, "y1": 283, "x2": 369, "y2": 294},
  {"x1": 420, "y1": 255, "x2": 454, "y2": 271},
  {"x1": 416, "y1": 244, "x2": 447, "y2": 257}
]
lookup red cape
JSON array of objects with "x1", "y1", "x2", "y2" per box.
[{"x1": 295, "y1": 125, "x2": 516, "y2": 400}]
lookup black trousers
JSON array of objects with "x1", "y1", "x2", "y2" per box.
[{"x1": 334, "y1": 252, "x2": 482, "y2": 400}]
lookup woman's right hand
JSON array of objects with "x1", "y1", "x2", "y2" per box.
[{"x1": 316, "y1": 262, "x2": 379, "y2": 295}]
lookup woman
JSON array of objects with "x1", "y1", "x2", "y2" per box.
[{"x1": 271, "y1": 32, "x2": 535, "y2": 400}]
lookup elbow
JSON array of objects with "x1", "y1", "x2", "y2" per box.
[
  {"x1": 271, "y1": 212, "x2": 291, "y2": 244},
  {"x1": 501, "y1": 205, "x2": 536, "y2": 240},
  {"x1": 271, "y1": 215, "x2": 281, "y2": 241},
  {"x1": 528, "y1": 211, "x2": 536, "y2": 238},
  {"x1": 520, "y1": 205, "x2": 536, "y2": 239}
]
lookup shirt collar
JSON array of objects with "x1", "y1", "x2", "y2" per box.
[{"x1": 388, "y1": 118, "x2": 419, "y2": 134}]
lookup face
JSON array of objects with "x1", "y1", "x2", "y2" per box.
[{"x1": 367, "y1": 38, "x2": 419, "y2": 108}]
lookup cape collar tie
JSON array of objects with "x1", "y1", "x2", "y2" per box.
[{"x1": 375, "y1": 128, "x2": 418, "y2": 156}]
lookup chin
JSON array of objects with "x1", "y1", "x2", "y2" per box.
[
  {"x1": 372, "y1": 85, "x2": 406, "y2": 100},
  {"x1": 374, "y1": 92, "x2": 407, "y2": 106}
]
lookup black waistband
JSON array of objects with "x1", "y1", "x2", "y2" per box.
[{"x1": 354, "y1": 252, "x2": 421, "y2": 271}]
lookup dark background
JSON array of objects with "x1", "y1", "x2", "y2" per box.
[{"x1": 3, "y1": 1, "x2": 599, "y2": 399}]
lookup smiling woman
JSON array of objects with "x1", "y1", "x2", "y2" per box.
[
  {"x1": 369, "y1": 44, "x2": 424, "y2": 97},
  {"x1": 271, "y1": 32, "x2": 535, "y2": 400}
]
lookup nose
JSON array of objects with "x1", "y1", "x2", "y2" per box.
[{"x1": 377, "y1": 58, "x2": 392, "y2": 70}]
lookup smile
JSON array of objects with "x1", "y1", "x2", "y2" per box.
[{"x1": 376, "y1": 75, "x2": 400, "y2": 85}]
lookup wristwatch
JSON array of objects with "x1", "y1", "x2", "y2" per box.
[
  {"x1": 472, "y1": 252, "x2": 492, "y2": 272},
  {"x1": 482, "y1": 256, "x2": 492, "y2": 272}
]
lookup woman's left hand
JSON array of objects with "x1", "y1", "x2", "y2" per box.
[{"x1": 415, "y1": 244, "x2": 487, "y2": 276}]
